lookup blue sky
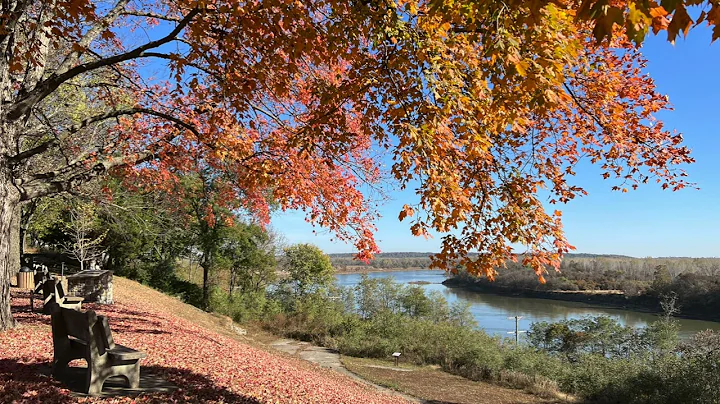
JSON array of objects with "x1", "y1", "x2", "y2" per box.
[{"x1": 271, "y1": 28, "x2": 720, "y2": 258}]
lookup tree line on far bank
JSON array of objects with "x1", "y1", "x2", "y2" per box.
[{"x1": 450, "y1": 256, "x2": 720, "y2": 321}]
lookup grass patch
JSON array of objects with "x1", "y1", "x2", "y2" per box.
[{"x1": 341, "y1": 356, "x2": 560, "y2": 404}]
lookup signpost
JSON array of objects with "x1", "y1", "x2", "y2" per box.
[{"x1": 507, "y1": 316, "x2": 526, "y2": 345}]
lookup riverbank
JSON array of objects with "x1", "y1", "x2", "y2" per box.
[{"x1": 441, "y1": 277, "x2": 720, "y2": 323}]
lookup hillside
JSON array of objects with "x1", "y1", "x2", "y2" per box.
[{"x1": 0, "y1": 278, "x2": 407, "y2": 403}]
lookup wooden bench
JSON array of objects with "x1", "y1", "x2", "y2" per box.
[
  {"x1": 43, "y1": 279, "x2": 83, "y2": 313},
  {"x1": 49, "y1": 304, "x2": 147, "y2": 395}
]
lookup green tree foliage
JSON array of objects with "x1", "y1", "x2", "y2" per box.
[
  {"x1": 99, "y1": 181, "x2": 193, "y2": 287},
  {"x1": 281, "y1": 244, "x2": 334, "y2": 297},
  {"x1": 221, "y1": 223, "x2": 277, "y2": 296},
  {"x1": 399, "y1": 286, "x2": 432, "y2": 318}
]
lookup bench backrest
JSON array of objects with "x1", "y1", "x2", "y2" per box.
[
  {"x1": 60, "y1": 307, "x2": 93, "y2": 342},
  {"x1": 55, "y1": 281, "x2": 67, "y2": 300},
  {"x1": 51, "y1": 305, "x2": 116, "y2": 357}
]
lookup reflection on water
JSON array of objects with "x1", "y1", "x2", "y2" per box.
[{"x1": 335, "y1": 270, "x2": 720, "y2": 339}]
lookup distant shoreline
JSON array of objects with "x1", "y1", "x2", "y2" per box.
[
  {"x1": 334, "y1": 267, "x2": 440, "y2": 275},
  {"x1": 442, "y1": 277, "x2": 720, "y2": 323}
]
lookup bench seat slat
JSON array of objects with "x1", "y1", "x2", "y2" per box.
[{"x1": 107, "y1": 344, "x2": 147, "y2": 361}]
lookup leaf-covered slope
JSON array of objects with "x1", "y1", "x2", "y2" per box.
[{"x1": 0, "y1": 279, "x2": 406, "y2": 403}]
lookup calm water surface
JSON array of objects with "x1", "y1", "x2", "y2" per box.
[{"x1": 335, "y1": 270, "x2": 720, "y2": 339}]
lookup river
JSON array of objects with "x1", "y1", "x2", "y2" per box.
[{"x1": 335, "y1": 270, "x2": 720, "y2": 339}]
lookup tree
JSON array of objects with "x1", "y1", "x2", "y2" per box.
[
  {"x1": 96, "y1": 179, "x2": 194, "y2": 286},
  {"x1": 222, "y1": 223, "x2": 278, "y2": 296},
  {"x1": 179, "y1": 171, "x2": 242, "y2": 309},
  {"x1": 0, "y1": 0, "x2": 705, "y2": 330},
  {"x1": 281, "y1": 244, "x2": 334, "y2": 297},
  {"x1": 399, "y1": 286, "x2": 432, "y2": 318},
  {"x1": 61, "y1": 200, "x2": 106, "y2": 272},
  {"x1": 652, "y1": 265, "x2": 673, "y2": 295}
]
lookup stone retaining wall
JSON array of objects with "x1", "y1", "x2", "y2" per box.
[{"x1": 66, "y1": 270, "x2": 114, "y2": 304}]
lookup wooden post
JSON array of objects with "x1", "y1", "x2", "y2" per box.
[{"x1": 507, "y1": 316, "x2": 526, "y2": 345}]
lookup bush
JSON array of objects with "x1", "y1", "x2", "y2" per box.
[{"x1": 209, "y1": 288, "x2": 271, "y2": 323}]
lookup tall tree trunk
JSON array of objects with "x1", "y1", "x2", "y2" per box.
[
  {"x1": 19, "y1": 200, "x2": 38, "y2": 259},
  {"x1": 11, "y1": 205, "x2": 20, "y2": 272},
  {"x1": 228, "y1": 269, "x2": 235, "y2": 301},
  {"x1": 18, "y1": 225, "x2": 24, "y2": 260},
  {"x1": 0, "y1": 163, "x2": 21, "y2": 331},
  {"x1": 201, "y1": 261, "x2": 210, "y2": 310}
]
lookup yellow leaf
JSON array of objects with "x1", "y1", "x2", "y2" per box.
[{"x1": 515, "y1": 60, "x2": 529, "y2": 77}]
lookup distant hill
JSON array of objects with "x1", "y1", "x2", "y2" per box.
[
  {"x1": 329, "y1": 252, "x2": 437, "y2": 259},
  {"x1": 564, "y1": 253, "x2": 635, "y2": 259},
  {"x1": 329, "y1": 252, "x2": 636, "y2": 270},
  {"x1": 329, "y1": 252, "x2": 436, "y2": 270}
]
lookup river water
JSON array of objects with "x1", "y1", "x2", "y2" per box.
[{"x1": 335, "y1": 270, "x2": 720, "y2": 339}]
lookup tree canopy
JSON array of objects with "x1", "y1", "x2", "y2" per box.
[{"x1": 0, "y1": 0, "x2": 709, "y2": 329}]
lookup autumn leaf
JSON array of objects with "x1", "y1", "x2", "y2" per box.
[
  {"x1": 667, "y1": 4, "x2": 694, "y2": 43},
  {"x1": 398, "y1": 204, "x2": 415, "y2": 221}
]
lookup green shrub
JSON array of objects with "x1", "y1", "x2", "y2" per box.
[
  {"x1": 209, "y1": 287, "x2": 271, "y2": 323},
  {"x1": 228, "y1": 278, "x2": 717, "y2": 403}
]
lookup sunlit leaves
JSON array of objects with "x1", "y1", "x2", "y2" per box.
[{"x1": 5, "y1": 0, "x2": 697, "y2": 286}]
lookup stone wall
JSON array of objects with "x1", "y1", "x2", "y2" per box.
[{"x1": 66, "y1": 270, "x2": 114, "y2": 304}]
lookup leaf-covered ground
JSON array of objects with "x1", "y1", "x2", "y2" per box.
[{"x1": 0, "y1": 281, "x2": 407, "y2": 403}]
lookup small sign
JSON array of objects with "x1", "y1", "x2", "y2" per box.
[{"x1": 392, "y1": 352, "x2": 401, "y2": 357}]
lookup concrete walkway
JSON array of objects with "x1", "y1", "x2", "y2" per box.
[{"x1": 270, "y1": 339, "x2": 420, "y2": 403}]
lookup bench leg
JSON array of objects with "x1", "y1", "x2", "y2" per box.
[
  {"x1": 87, "y1": 361, "x2": 115, "y2": 396},
  {"x1": 87, "y1": 370, "x2": 109, "y2": 396},
  {"x1": 52, "y1": 357, "x2": 70, "y2": 378},
  {"x1": 127, "y1": 362, "x2": 140, "y2": 389}
]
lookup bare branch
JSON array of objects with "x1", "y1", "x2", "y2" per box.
[
  {"x1": 6, "y1": 8, "x2": 200, "y2": 122},
  {"x1": 10, "y1": 105, "x2": 200, "y2": 166},
  {"x1": 121, "y1": 11, "x2": 182, "y2": 22},
  {"x1": 142, "y1": 52, "x2": 216, "y2": 76},
  {"x1": 19, "y1": 151, "x2": 156, "y2": 200},
  {"x1": 52, "y1": 0, "x2": 131, "y2": 77},
  {"x1": 6, "y1": 139, "x2": 57, "y2": 164}
]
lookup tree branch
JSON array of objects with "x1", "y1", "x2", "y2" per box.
[
  {"x1": 121, "y1": 11, "x2": 183, "y2": 22},
  {"x1": 16, "y1": 106, "x2": 200, "y2": 187},
  {"x1": 6, "y1": 7, "x2": 200, "y2": 122},
  {"x1": 52, "y1": 0, "x2": 131, "y2": 78},
  {"x1": 6, "y1": 139, "x2": 57, "y2": 164},
  {"x1": 19, "y1": 151, "x2": 156, "y2": 201},
  {"x1": 563, "y1": 82, "x2": 608, "y2": 132},
  {"x1": 142, "y1": 52, "x2": 216, "y2": 76},
  {"x1": 10, "y1": 105, "x2": 200, "y2": 166}
]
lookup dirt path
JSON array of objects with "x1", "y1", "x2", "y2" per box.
[{"x1": 270, "y1": 339, "x2": 421, "y2": 403}]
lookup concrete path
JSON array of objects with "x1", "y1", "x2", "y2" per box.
[{"x1": 270, "y1": 338, "x2": 420, "y2": 403}]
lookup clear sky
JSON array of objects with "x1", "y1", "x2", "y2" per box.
[{"x1": 271, "y1": 27, "x2": 720, "y2": 258}]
